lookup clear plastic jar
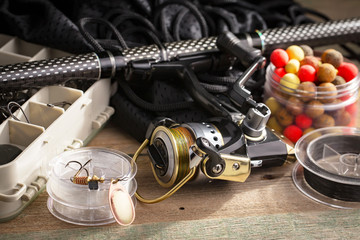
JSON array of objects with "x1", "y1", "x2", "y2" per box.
[
  {"x1": 264, "y1": 63, "x2": 359, "y2": 143},
  {"x1": 46, "y1": 147, "x2": 137, "y2": 226}
]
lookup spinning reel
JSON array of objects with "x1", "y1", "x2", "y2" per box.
[
  {"x1": 133, "y1": 32, "x2": 296, "y2": 203},
  {"x1": 134, "y1": 116, "x2": 295, "y2": 203}
]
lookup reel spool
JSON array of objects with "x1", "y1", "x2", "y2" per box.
[
  {"x1": 149, "y1": 122, "x2": 224, "y2": 188},
  {"x1": 293, "y1": 127, "x2": 360, "y2": 209}
]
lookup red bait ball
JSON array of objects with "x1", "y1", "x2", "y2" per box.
[
  {"x1": 298, "y1": 65, "x2": 316, "y2": 82},
  {"x1": 283, "y1": 125, "x2": 303, "y2": 143},
  {"x1": 337, "y1": 62, "x2": 359, "y2": 82},
  {"x1": 345, "y1": 102, "x2": 357, "y2": 115},
  {"x1": 340, "y1": 93, "x2": 352, "y2": 102},
  {"x1": 273, "y1": 67, "x2": 286, "y2": 82},
  {"x1": 295, "y1": 114, "x2": 313, "y2": 129},
  {"x1": 270, "y1": 49, "x2": 289, "y2": 68}
]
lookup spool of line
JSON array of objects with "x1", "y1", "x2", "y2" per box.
[
  {"x1": 293, "y1": 127, "x2": 360, "y2": 209},
  {"x1": 303, "y1": 167, "x2": 360, "y2": 202}
]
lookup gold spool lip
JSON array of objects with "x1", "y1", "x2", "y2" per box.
[{"x1": 150, "y1": 126, "x2": 180, "y2": 188}]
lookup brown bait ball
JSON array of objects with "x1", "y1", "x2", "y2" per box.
[
  {"x1": 296, "y1": 81, "x2": 316, "y2": 102},
  {"x1": 305, "y1": 100, "x2": 325, "y2": 118},
  {"x1": 300, "y1": 56, "x2": 320, "y2": 70},
  {"x1": 317, "y1": 63, "x2": 337, "y2": 83},
  {"x1": 327, "y1": 100, "x2": 346, "y2": 118},
  {"x1": 321, "y1": 49, "x2": 343, "y2": 68},
  {"x1": 303, "y1": 127, "x2": 315, "y2": 135},
  {"x1": 300, "y1": 45, "x2": 314, "y2": 56},
  {"x1": 321, "y1": 49, "x2": 335, "y2": 62},
  {"x1": 331, "y1": 76, "x2": 346, "y2": 86},
  {"x1": 276, "y1": 108, "x2": 294, "y2": 127},
  {"x1": 318, "y1": 82, "x2": 337, "y2": 103},
  {"x1": 286, "y1": 96, "x2": 304, "y2": 115},
  {"x1": 313, "y1": 114, "x2": 335, "y2": 128},
  {"x1": 335, "y1": 111, "x2": 352, "y2": 126}
]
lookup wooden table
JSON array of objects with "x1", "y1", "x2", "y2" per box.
[
  {"x1": 1, "y1": 1, "x2": 360, "y2": 239},
  {"x1": 2, "y1": 119, "x2": 360, "y2": 239}
]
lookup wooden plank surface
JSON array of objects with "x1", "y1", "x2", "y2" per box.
[
  {"x1": 1, "y1": 119, "x2": 360, "y2": 239},
  {"x1": 1, "y1": 0, "x2": 360, "y2": 239}
]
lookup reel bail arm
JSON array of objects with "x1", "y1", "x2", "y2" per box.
[{"x1": 217, "y1": 31, "x2": 270, "y2": 138}]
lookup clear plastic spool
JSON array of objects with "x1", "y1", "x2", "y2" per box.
[
  {"x1": 46, "y1": 147, "x2": 137, "y2": 226},
  {"x1": 293, "y1": 127, "x2": 360, "y2": 209}
]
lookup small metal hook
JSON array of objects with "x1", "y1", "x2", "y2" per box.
[
  {"x1": 111, "y1": 176, "x2": 129, "y2": 184},
  {"x1": 7, "y1": 101, "x2": 30, "y2": 123},
  {"x1": 65, "y1": 159, "x2": 92, "y2": 181}
]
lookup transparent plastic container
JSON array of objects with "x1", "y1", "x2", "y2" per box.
[
  {"x1": 264, "y1": 62, "x2": 359, "y2": 142},
  {"x1": 46, "y1": 147, "x2": 137, "y2": 226}
]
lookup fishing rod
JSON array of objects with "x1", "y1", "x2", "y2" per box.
[{"x1": 0, "y1": 17, "x2": 358, "y2": 90}]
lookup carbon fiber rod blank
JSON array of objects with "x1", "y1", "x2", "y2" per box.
[{"x1": 0, "y1": 17, "x2": 359, "y2": 89}]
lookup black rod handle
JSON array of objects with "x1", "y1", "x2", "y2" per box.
[{"x1": 0, "y1": 53, "x2": 102, "y2": 89}]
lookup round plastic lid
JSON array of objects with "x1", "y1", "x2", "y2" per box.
[{"x1": 295, "y1": 127, "x2": 360, "y2": 185}]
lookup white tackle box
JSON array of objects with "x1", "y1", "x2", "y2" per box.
[{"x1": 0, "y1": 34, "x2": 114, "y2": 222}]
